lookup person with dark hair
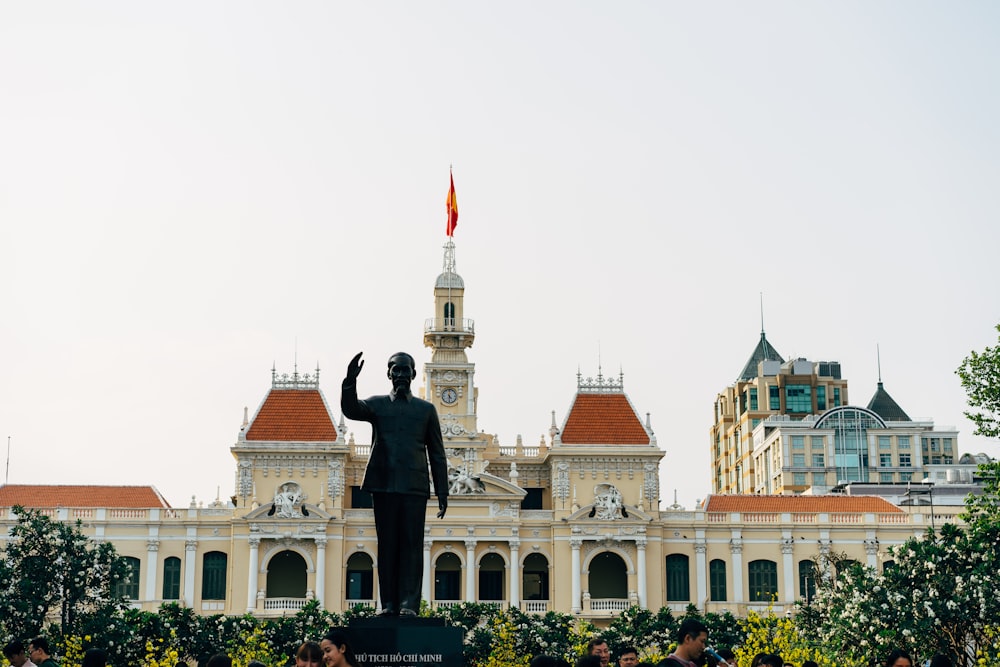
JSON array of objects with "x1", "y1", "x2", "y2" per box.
[
  {"x1": 530, "y1": 657, "x2": 572, "y2": 667},
  {"x1": 716, "y1": 649, "x2": 736, "y2": 667},
  {"x1": 658, "y1": 618, "x2": 709, "y2": 667},
  {"x1": 929, "y1": 654, "x2": 952, "y2": 667},
  {"x1": 205, "y1": 655, "x2": 231, "y2": 667},
  {"x1": 757, "y1": 656, "x2": 783, "y2": 667},
  {"x1": 4, "y1": 641, "x2": 36, "y2": 667},
  {"x1": 577, "y1": 657, "x2": 603, "y2": 667},
  {"x1": 618, "y1": 647, "x2": 639, "y2": 667},
  {"x1": 885, "y1": 650, "x2": 913, "y2": 667},
  {"x1": 342, "y1": 351, "x2": 449, "y2": 617},
  {"x1": 247, "y1": 662, "x2": 266, "y2": 667},
  {"x1": 320, "y1": 629, "x2": 359, "y2": 667},
  {"x1": 586, "y1": 639, "x2": 610, "y2": 667},
  {"x1": 802, "y1": 661, "x2": 818, "y2": 667},
  {"x1": 28, "y1": 639, "x2": 57, "y2": 667},
  {"x1": 295, "y1": 642, "x2": 323, "y2": 667},
  {"x1": 750, "y1": 655, "x2": 767, "y2": 667},
  {"x1": 81, "y1": 649, "x2": 107, "y2": 667}
]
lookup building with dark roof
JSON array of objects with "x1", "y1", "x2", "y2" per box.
[{"x1": 712, "y1": 329, "x2": 958, "y2": 496}]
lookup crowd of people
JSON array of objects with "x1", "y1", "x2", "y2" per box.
[
  {"x1": 2, "y1": 626, "x2": 962, "y2": 667},
  {"x1": 1, "y1": 630, "x2": 360, "y2": 667},
  {"x1": 529, "y1": 619, "x2": 960, "y2": 667}
]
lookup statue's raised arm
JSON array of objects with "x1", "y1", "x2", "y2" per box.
[{"x1": 345, "y1": 351, "x2": 364, "y2": 382}]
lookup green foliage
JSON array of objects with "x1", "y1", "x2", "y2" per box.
[
  {"x1": 0, "y1": 506, "x2": 130, "y2": 641},
  {"x1": 797, "y1": 526, "x2": 1000, "y2": 667},
  {"x1": 601, "y1": 605, "x2": 677, "y2": 657},
  {"x1": 960, "y1": 460, "x2": 1000, "y2": 531},
  {"x1": 957, "y1": 324, "x2": 1000, "y2": 439},
  {"x1": 736, "y1": 606, "x2": 832, "y2": 667}
]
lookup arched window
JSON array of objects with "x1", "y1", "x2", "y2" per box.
[
  {"x1": 479, "y1": 553, "x2": 505, "y2": 601},
  {"x1": 882, "y1": 560, "x2": 896, "y2": 573},
  {"x1": 588, "y1": 552, "x2": 627, "y2": 599},
  {"x1": 748, "y1": 559, "x2": 778, "y2": 601},
  {"x1": 116, "y1": 556, "x2": 140, "y2": 600},
  {"x1": 665, "y1": 554, "x2": 690, "y2": 601},
  {"x1": 266, "y1": 550, "x2": 307, "y2": 598},
  {"x1": 201, "y1": 551, "x2": 228, "y2": 600},
  {"x1": 522, "y1": 553, "x2": 549, "y2": 601},
  {"x1": 434, "y1": 552, "x2": 461, "y2": 601},
  {"x1": 709, "y1": 559, "x2": 727, "y2": 601},
  {"x1": 443, "y1": 302, "x2": 455, "y2": 328},
  {"x1": 162, "y1": 556, "x2": 181, "y2": 600},
  {"x1": 346, "y1": 552, "x2": 374, "y2": 601},
  {"x1": 798, "y1": 560, "x2": 816, "y2": 602}
]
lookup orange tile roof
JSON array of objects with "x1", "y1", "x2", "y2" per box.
[
  {"x1": 245, "y1": 389, "x2": 338, "y2": 441},
  {"x1": 561, "y1": 393, "x2": 650, "y2": 445},
  {"x1": 0, "y1": 485, "x2": 170, "y2": 508},
  {"x1": 704, "y1": 494, "x2": 903, "y2": 513}
]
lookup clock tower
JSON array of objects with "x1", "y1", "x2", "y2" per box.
[{"x1": 422, "y1": 238, "x2": 482, "y2": 446}]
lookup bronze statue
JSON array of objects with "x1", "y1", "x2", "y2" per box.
[{"x1": 341, "y1": 351, "x2": 449, "y2": 617}]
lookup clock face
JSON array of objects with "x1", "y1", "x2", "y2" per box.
[{"x1": 441, "y1": 388, "x2": 458, "y2": 405}]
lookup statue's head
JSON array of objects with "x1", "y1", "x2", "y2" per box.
[{"x1": 387, "y1": 352, "x2": 417, "y2": 392}]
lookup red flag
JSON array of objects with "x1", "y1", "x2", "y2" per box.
[{"x1": 446, "y1": 171, "x2": 458, "y2": 236}]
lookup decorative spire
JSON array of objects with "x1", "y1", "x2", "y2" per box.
[{"x1": 442, "y1": 238, "x2": 457, "y2": 275}]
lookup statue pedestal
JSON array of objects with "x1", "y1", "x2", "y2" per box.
[{"x1": 346, "y1": 618, "x2": 463, "y2": 667}]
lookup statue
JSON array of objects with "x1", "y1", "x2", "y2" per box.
[
  {"x1": 273, "y1": 482, "x2": 304, "y2": 518},
  {"x1": 341, "y1": 351, "x2": 449, "y2": 617}
]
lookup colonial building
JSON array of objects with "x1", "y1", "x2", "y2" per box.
[
  {"x1": 0, "y1": 238, "x2": 956, "y2": 623},
  {"x1": 710, "y1": 332, "x2": 958, "y2": 495}
]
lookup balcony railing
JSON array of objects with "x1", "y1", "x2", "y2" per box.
[
  {"x1": 522, "y1": 600, "x2": 549, "y2": 613},
  {"x1": 588, "y1": 598, "x2": 631, "y2": 613},
  {"x1": 263, "y1": 597, "x2": 309, "y2": 611},
  {"x1": 424, "y1": 318, "x2": 474, "y2": 334}
]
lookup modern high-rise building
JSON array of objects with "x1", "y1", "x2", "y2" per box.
[{"x1": 711, "y1": 331, "x2": 958, "y2": 495}]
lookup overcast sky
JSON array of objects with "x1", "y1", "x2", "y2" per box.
[{"x1": 2, "y1": 2, "x2": 999, "y2": 510}]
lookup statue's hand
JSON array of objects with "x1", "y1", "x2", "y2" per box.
[
  {"x1": 436, "y1": 496, "x2": 448, "y2": 519},
  {"x1": 346, "y1": 352, "x2": 364, "y2": 381}
]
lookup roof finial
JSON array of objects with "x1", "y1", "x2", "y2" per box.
[
  {"x1": 760, "y1": 292, "x2": 765, "y2": 335},
  {"x1": 597, "y1": 341, "x2": 603, "y2": 384},
  {"x1": 877, "y1": 344, "x2": 883, "y2": 385}
]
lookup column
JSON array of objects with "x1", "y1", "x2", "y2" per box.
[
  {"x1": 730, "y1": 538, "x2": 744, "y2": 604},
  {"x1": 694, "y1": 540, "x2": 708, "y2": 606},
  {"x1": 422, "y1": 539, "x2": 433, "y2": 605},
  {"x1": 247, "y1": 537, "x2": 260, "y2": 612},
  {"x1": 184, "y1": 539, "x2": 198, "y2": 608},
  {"x1": 145, "y1": 540, "x2": 159, "y2": 602},
  {"x1": 570, "y1": 538, "x2": 582, "y2": 614},
  {"x1": 315, "y1": 538, "x2": 327, "y2": 608},
  {"x1": 465, "y1": 539, "x2": 477, "y2": 602},
  {"x1": 636, "y1": 538, "x2": 647, "y2": 609},
  {"x1": 864, "y1": 538, "x2": 879, "y2": 569},
  {"x1": 509, "y1": 539, "x2": 521, "y2": 609},
  {"x1": 781, "y1": 538, "x2": 794, "y2": 604}
]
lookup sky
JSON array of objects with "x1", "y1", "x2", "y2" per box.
[{"x1": 1, "y1": 2, "x2": 999, "y2": 510}]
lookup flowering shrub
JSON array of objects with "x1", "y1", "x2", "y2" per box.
[
  {"x1": 797, "y1": 463, "x2": 1000, "y2": 667},
  {"x1": 736, "y1": 607, "x2": 831, "y2": 667}
]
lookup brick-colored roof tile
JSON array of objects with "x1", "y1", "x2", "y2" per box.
[
  {"x1": 561, "y1": 393, "x2": 650, "y2": 445},
  {"x1": 245, "y1": 389, "x2": 337, "y2": 442},
  {"x1": 0, "y1": 484, "x2": 170, "y2": 508},
  {"x1": 704, "y1": 494, "x2": 902, "y2": 513}
]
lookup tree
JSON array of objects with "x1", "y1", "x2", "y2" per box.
[
  {"x1": 797, "y1": 526, "x2": 1000, "y2": 667},
  {"x1": 957, "y1": 323, "x2": 1000, "y2": 439},
  {"x1": 0, "y1": 506, "x2": 130, "y2": 640}
]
